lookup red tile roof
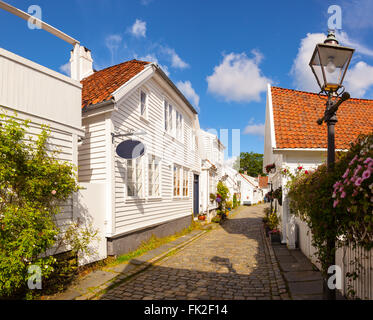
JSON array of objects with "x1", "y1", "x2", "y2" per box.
[
  {"x1": 81, "y1": 59, "x2": 150, "y2": 109},
  {"x1": 258, "y1": 176, "x2": 269, "y2": 189},
  {"x1": 271, "y1": 86, "x2": 373, "y2": 149}
]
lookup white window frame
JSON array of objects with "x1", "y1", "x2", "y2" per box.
[
  {"x1": 175, "y1": 110, "x2": 183, "y2": 142},
  {"x1": 126, "y1": 157, "x2": 145, "y2": 199},
  {"x1": 173, "y1": 164, "x2": 190, "y2": 198},
  {"x1": 147, "y1": 154, "x2": 161, "y2": 198},
  {"x1": 139, "y1": 89, "x2": 148, "y2": 120},
  {"x1": 182, "y1": 168, "x2": 189, "y2": 197}
]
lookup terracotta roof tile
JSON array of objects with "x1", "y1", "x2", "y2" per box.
[
  {"x1": 81, "y1": 59, "x2": 150, "y2": 109},
  {"x1": 258, "y1": 176, "x2": 268, "y2": 188},
  {"x1": 271, "y1": 86, "x2": 373, "y2": 150}
]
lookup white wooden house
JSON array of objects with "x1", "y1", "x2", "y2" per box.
[
  {"x1": 0, "y1": 47, "x2": 84, "y2": 253},
  {"x1": 238, "y1": 173, "x2": 260, "y2": 205},
  {"x1": 221, "y1": 165, "x2": 241, "y2": 202},
  {"x1": 77, "y1": 54, "x2": 201, "y2": 256},
  {"x1": 263, "y1": 84, "x2": 373, "y2": 246},
  {"x1": 197, "y1": 129, "x2": 225, "y2": 220}
]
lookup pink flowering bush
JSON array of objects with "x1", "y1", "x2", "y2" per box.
[{"x1": 332, "y1": 134, "x2": 373, "y2": 247}]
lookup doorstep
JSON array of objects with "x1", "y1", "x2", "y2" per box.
[{"x1": 42, "y1": 229, "x2": 207, "y2": 300}]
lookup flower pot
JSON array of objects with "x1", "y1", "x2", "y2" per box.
[
  {"x1": 270, "y1": 232, "x2": 281, "y2": 243},
  {"x1": 198, "y1": 215, "x2": 206, "y2": 221}
]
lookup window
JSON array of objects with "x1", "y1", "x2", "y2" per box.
[
  {"x1": 182, "y1": 169, "x2": 189, "y2": 197},
  {"x1": 127, "y1": 158, "x2": 143, "y2": 197},
  {"x1": 140, "y1": 90, "x2": 147, "y2": 117},
  {"x1": 164, "y1": 101, "x2": 168, "y2": 131},
  {"x1": 148, "y1": 155, "x2": 160, "y2": 197},
  {"x1": 173, "y1": 165, "x2": 181, "y2": 197},
  {"x1": 168, "y1": 104, "x2": 173, "y2": 133},
  {"x1": 176, "y1": 111, "x2": 183, "y2": 141},
  {"x1": 209, "y1": 174, "x2": 216, "y2": 195}
]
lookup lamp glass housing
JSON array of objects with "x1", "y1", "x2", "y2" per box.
[{"x1": 309, "y1": 43, "x2": 354, "y2": 93}]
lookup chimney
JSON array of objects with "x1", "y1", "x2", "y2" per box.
[{"x1": 70, "y1": 44, "x2": 94, "y2": 81}]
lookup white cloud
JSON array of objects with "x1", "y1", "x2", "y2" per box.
[
  {"x1": 176, "y1": 80, "x2": 200, "y2": 110},
  {"x1": 206, "y1": 51, "x2": 270, "y2": 103},
  {"x1": 290, "y1": 32, "x2": 326, "y2": 92},
  {"x1": 136, "y1": 53, "x2": 170, "y2": 76},
  {"x1": 344, "y1": 61, "x2": 373, "y2": 97},
  {"x1": 163, "y1": 47, "x2": 189, "y2": 69},
  {"x1": 59, "y1": 62, "x2": 70, "y2": 76},
  {"x1": 290, "y1": 32, "x2": 373, "y2": 98},
  {"x1": 224, "y1": 156, "x2": 239, "y2": 169},
  {"x1": 130, "y1": 19, "x2": 146, "y2": 38},
  {"x1": 337, "y1": 31, "x2": 373, "y2": 58},
  {"x1": 105, "y1": 34, "x2": 122, "y2": 64},
  {"x1": 243, "y1": 118, "x2": 265, "y2": 136}
]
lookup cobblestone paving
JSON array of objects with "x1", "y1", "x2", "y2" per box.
[{"x1": 97, "y1": 205, "x2": 289, "y2": 300}]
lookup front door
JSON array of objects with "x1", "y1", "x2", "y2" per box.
[{"x1": 193, "y1": 174, "x2": 199, "y2": 217}]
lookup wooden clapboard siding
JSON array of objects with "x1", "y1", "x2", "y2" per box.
[
  {"x1": 112, "y1": 77, "x2": 200, "y2": 236},
  {"x1": 78, "y1": 114, "x2": 107, "y2": 183},
  {"x1": 0, "y1": 47, "x2": 83, "y2": 255}
]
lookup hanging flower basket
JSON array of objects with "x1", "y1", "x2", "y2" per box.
[
  {"x1": 265, "y1": 163, "x2": 276, "y2": 174},
  {"x1": 272, "y1": 187, "x2": 283, "y2": 206}
]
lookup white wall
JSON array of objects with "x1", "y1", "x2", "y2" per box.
[
  {"x1": 0, "y1": 47, "x2": 83, "y2": 255},
  {"x1": 76, "y1": 183, "x2": 107, "y2": 265}
]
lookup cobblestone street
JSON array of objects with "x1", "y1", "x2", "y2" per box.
[{"x1": 97, "y1": 204, "x2": 289, "y2": 300}]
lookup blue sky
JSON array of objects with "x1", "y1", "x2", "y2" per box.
[{"x1": 1, "y1": 0, "x2": 373, "y2": 162}]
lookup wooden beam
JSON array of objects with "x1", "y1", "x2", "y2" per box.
[{"x1": 0, "y1": 0, "x2": 79, "y2": 45}]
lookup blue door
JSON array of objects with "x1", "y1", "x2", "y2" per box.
[{"x1": 193, "y1": 174, "x2": 199, "y2": 217}]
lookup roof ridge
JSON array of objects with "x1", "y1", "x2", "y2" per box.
[
  {"x1": 271, "y1": 85, "x2": 373, "y2": 102},
  {"x1": 82, "y1": 59, "x2": 151, "y2": 82}
]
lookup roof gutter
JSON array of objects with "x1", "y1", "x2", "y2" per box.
[{"x1": 82, "y1": 99, "x2": 117, "y2": 118}]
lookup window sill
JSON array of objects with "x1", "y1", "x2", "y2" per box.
[
  {"x1": 147, "y1": 197, "x2": 162, "y2": 201},
  {"x1": 140, "y1": 115, "x2": 150, "y2": 124}
]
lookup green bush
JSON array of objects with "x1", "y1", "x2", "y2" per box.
[
  {"x1": 0, "y1": 112, "x2": 95, "y2": 298},
  {"x1": 287, "y1": 133, "x2": 373, "y2": 275},
  {"x1": 233, "y1": 194, "x2": 237, "y2": 208}
]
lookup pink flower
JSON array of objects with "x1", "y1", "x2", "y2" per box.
[
  {"x1": 349, "y1": 155, "x2": 358, "y2": 166},
  {"x1": 298, "y1": 166, "x2": 303, "y2": 170},
  {"x1": 51, "y1": 190, "x2": 57, "y2": 195},
  {"x1": 355, "y1": 178, "x2": 363, "y2": 187},
  {"x1": 341, "y1": 191, "x2": 346, "y2": 199},
  {"x1": 333, "y1": 199, "x2": 339, "y2": 208},
  {"x1": 362, "y1": 169, "x2": 371, "y2": 180},
  {"x1": 342, "y1": 169, "x2": 350, "y2": 179}
]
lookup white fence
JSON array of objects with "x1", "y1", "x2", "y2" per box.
[{"x1": 296, "y1": 217, "x2": 373, "y2": 300}]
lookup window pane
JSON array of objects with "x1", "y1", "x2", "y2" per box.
[
  {"x1": 141, "y1": 91, "x2": 146, "y2": 116},
  {"x1": 169, "y1": 105, "x2": 173, "y2": 131},
  {"x1": 164, "y1": 101, "x2": 168, "y2": 131}
]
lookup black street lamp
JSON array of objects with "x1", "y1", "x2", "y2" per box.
[{"x1": 309, "y1": 30, "x2": 355, "y2": 300}]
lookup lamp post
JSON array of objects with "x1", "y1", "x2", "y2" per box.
[{"x1": 309, "y1": 30, "x2": 354, "y2": 300}]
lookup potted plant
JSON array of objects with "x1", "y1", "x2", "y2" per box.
[
  {"x1": 269, "y1": 229, "x2": 281, "y2": 243},
  {"x1": 210, "y1": 193, "x2": 216, "y2": 203},
  {"x1": 226, "y1": 200, "x2": 233, "y2": 211},
  {"x1": 198, "y1": 214, "x2": 206, "y2": 221}
]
